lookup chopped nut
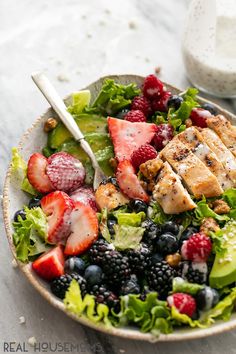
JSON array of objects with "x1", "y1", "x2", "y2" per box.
[
  {"x1": 139, "y1": 157, "x2": 163, "y2": 180},
  {"x1": 140, "y1": 180, "x2": 148, "y2": 191},
  {"x1": 109, "y1": 157, "x2": 117, "y2": 170},
  {"x1": 185, "y1": 118, "x2": 192, "y2": 128},
  {"x1": 147, "y1": 180, "x2": 156, "y2": 192},
  {"x1": 165, "y1": 253, "x2": 181, "y2": 268},
  {"x1": 200, "y1": 217, "x2": 220, "y2": 235},
  {"x1": 44, "y1": 118, "x2": 58, "y2": 132},
  {"x1": 212, "y1": 199, "x2": 230, "y2": 214}
]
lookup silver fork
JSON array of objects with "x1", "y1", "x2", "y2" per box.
[{"x1": 31, "y1": 72, "x2": 105, "y2": 190}]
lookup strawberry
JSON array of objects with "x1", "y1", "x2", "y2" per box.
[
  {"x1": 152, "y1": 123, "x2": 174, "y2": 151},
  {"x1": 27, "y1": 153, "x2": 54, "y2": 194},
  {"x1": 64, "y1": 201, "x2": 99, "y2": 256},
  {"x1": 32, "y1": 245, "x2": 65, "y2": 281},
  {"x1": 190, "y1": 108, "x2": 212, "y2": 128},
  {"x1": 131, "y1": 95, "x2": 152, "y2": 116},
  {"x1": 181, "y1": 232, "x2": 212, "y2": 262},
  {"x1": 151, "y1": 91, "x2": 172, "y2": 112},
  {"x1": 70, "y1": 186, "x2": 98, "y2": 211},
  {"x1": 142, "y1": 74, "x2": 164, "y2": 100},
  {"x1": 131, "y1": 144, "x2": 157, "y2": 170},
  {"x1": 167, "y1": 293, "x2": 196, "y2": 318},
  {"x1": 116, "y1": 160, "x2": 149, "y2": 203},
  {"x1": 108, "y1": 117, "x2": 157, "y2": 162},
  {"x1": 46, "y1": 152, "x2": 85, "y2": 193},
  {"x1": 124, "y1": 110, "x2": 146, "y2": 123},
  {"x1": 41, "y1": 191, "x2": 74, "y2": 245}
]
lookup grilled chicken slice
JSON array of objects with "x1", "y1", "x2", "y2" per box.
[
  {"x1": 160, "y1": 139, "x2": 223, "y2": 198},
  {"x1": 201, "y1": 128, "x2": 236, "y2": 186},
  {"x1": 177, "y1": 127, "x2": 233, "y2": 190},
  {"x1": 153, "y1": 162, "x2": 197, "y2": 214},
  {"x1": 207, "y1": 115, "x2": 236, "y2": 157}
]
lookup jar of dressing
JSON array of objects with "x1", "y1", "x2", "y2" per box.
[{"x1": 182, "y1": 0, "x2": 236, "y2": 98}]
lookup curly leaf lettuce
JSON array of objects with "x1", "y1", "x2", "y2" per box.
[
  {"x1": 13, "y1": 207, "x2": 49, "y2": 262},
  {"x1": 223, "y1": 188, "x2": 236, "y2": 219},
  {"x1": 67, "y1": 90, "x2": 91, "y2": 116},
  {"x1": 172, "y1": 277, "x2": 204, "y2": 295},
  {"x1": 194, "y1": 198, "x2": 230, "y2": 222},
  {"x1": 148, "y1": 201, "x2": 172, "y2": 225},
  {"x1": 11, "y1": 148, "x2": 37, "y2": 196},
  {"x1": 64, "y1": 280, "x2": 111, "y2": 327}
]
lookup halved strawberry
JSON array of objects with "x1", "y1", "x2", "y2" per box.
[
  {"x1": 70, "y1": 186, "x2": 98, "y2": 211},
  {"x1": 32, "y1": 245, "x2": 65, "y2": 281},
  {"x1": 27, "y1": 153, "x2": 54, "y2": 194},
  {"x1": 108, "y1": 117, "x2": 157, "y2": 162},
  {"x1": 64, "y1": 201, "x2": 98, "y2": 256},
  {"x1": 116, "y1": 160, "x2": 149, "y2": 203},
  {"x1": 41, "y1": 191, "x2": 74, "y2": 245}
]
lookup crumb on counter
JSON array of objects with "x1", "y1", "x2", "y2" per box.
[
  {"x1": 57, "y1": 74, "x2": 69, "y2": 82},
  {"x1": 154, "y1": 66, "x2": 161, "y2": 74},
  {"x1": 128, "y1": 20, "x2": 137, "y2": 29},
  {"x1": 19, "y1": 316, "x2": 26, "y2": 324},
  {"x1": 11, "y1": 259, "x2": 18, "y2": 268},
  {"x1": 28, "y1": 337, "x2": 37, "y2": 347}
]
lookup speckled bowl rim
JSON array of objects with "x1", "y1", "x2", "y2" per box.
[{"x1": 3, "y1": 74, "x2": 236, "y2": 343}]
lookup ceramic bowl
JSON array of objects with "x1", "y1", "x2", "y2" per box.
[{"x1": 3, "y1": 75, "x2": 236, "y2": 342}]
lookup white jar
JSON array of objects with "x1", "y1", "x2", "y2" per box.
[{"x1": 182, "y1": 0, "x2": 236, "y2": 98}]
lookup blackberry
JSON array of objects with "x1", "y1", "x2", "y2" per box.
[
  {"x1": 90, "y1": 284, "x2": 120, "y2": 311},
  {"x1": 89, "y1": 239, "x2": 113, "y2": 265},
  {"x1": 101, "y1": 250, "x2": 131, "y2": 287},
  {"x1": 50, "y1": 273, "x2": 87, "y2": 299},
  {"x1": 142, "y1": 219, "x2": 161, "y2": 246},
  {"x1": 146, "y1": 261, "x2": 176, "y2": 299},
  {"x1": 120, "y1": 274, "x2": 140, "y2": 295},
  {"x1": 180, "y1": 261, "x2": 208, "y2": 285},
  {"x1": 127, "y1": 243, "x2": 152, "y2": 273}
]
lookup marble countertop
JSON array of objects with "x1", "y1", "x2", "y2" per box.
[{"x1": 1, "y1": 0, "x2": 236, "y2": 353}]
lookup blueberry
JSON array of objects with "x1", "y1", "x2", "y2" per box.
[
  {"x1": 196, "y1": 286, "x2": 219, "y2": 311},
  {"x1": 107, "y1": 219, "x2": 117, "y2": 235},
  {"x1": 120, "y1": 274, "x2": 140, "y2": 295},
  {"x1": 14, "y1": 209, "x2": 26, "y2": 222},
  {"x1": 201, "y1": 103, "x2": 217, "y2": 116},
  {"x1": 167, "y1": 95, "x2": 184, "y2": 110},
  {"x1": 130, "y1": 199, "x2": 148, "y2": 213},
  {"x1": 65, "y1": 257, "x2": 86, "y2": 275},
  {"x1": 151, "y1": 253, "x2": 164, "y2": 264},
  {"x1": 101, "y1": 177, "x2": 119, "y2": 189},
  {"x1": 116, "y1": 108, "x2": 130, "y2": 119},
  {"x1": 142, "y1": 219, "x2": 161, "y2": 245},
  {"x1": 84, "y1": 265, "x2": 103, "y2": 287},
  {"x1": 162, "y1": 221, "x2": 179, "y2": 235},
  {"x1": 155, "y1": 233, "x2": 179, "y2": 255},
  {"x1": 28, "y1": 197, "x2": 41, "y2": 209},
  {"x1": 179, "y1": 226, "x2": 198, "y2": 247}
]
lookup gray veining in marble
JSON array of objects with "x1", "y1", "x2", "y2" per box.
[{"x1": 1, "y1": 0, "x2": 236, "y2": 353}]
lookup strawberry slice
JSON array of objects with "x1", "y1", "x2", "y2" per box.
[
  {"x1": 64, "y1": 201, "x2": 98, "y2": 256},
  {"x1": 32, "y1": 245, "x2": 65, "y2": 281},
  {"x1": 41, "y1": 191, "x2": 74, "y2": 245},
  {"x1": 108, "y1": 117, "x2": 157, "y2": 162},
  {"x1": 116, "y1": 160, "x2": 149, "y2": 203},
  {"x1": 70, "y1": 186, "x2": 98, "y2": 211},
  {"x1": 46, "y1": 152, "x2": 86, "y2": 193},
  {"x1": 27, "y1": 153, "x2": 54, "y2": 194}
]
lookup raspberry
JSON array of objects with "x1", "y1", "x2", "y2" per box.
[
  {"x1": 167, "y1": 293, "x2": 196, "y2": 318},
  {"x1": 131, "y1": 144, "x2": 158, "y2": 170},
  {"x1": 152, "y1": 124, "x2": 174, "y2": 151},
  {"x1": 190, "y1": 108, "x2": 212, "y2": 128},
  {"x1": 181, "y1": 232, "x2": 212, "y2": 262},
  {"x1": 46, "y1": 152, "x2": 85, "y2": 192},
  {"x1": 152, "y1": 91, "x2": 172, "y2": 112},
  {"x1": 131, "y1": 95, "x2": 152, "y2": 117},
  {"x1": 142, "y1": 74, "x2": 164, "y2": 100},
  {"x1": 124, "y1": 109, "x2": 146, "y2": 123}
]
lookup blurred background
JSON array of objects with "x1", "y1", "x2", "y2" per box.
[{"x1": 1, "y1": 1, "x2": 236, "y2": 353}]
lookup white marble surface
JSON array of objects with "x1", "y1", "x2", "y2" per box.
[{"x1": 1, "y1": 1, "x2": 236, "y2": 353}]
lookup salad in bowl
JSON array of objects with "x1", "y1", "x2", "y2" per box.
[{"x1": 4, "y1": 74, "x2": 236, "y2": 341}]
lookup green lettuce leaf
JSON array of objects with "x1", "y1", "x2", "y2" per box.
[
  {"x1": 194, "y1": 198, "x2": 230, "y2": 222},
  {"x1": 64, "y1": 280, "x2": 111, "y2": 327},
  {"x1": 114, "y1": 211, "x2": 145, "y2": 227},
  {"x1": 170, "y1": 306, "x2": 206, "y2": 328},
  {"x1": 11, "y1": 148, "x2": 37, "y2": 196},
  {"x1": 67, "y1": 90, "x2": 91, "y2": 116},
  {"x1": 148, "y1": 201, "x2": 172, "y2": 225},
  {"x1": 112, "y1": 225, "x2": 144, "y2": 251},
  {"x1": 222, "y1": 188, "x2": 236, "y2": 208},
  {"x1": 99, "y1": 208, "x2": 111, "y2": 243},
  {"x1": 114, "y1": 293, "x2": 172, "y2": 336},
  {"x1": 13, "y1": 207, "x2": 49, "y2": 262},
  {"x1": 87, "y1": 79, "x2": 140, "y2": 115},
  {"x1": 172, "y1": 277, "x2": 204, "y2": 295}
]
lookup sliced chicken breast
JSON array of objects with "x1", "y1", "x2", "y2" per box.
[
  {"x1": 153, "y1": 162, "x2": 197, "y2": 214},
  {"x1": 160, "y1": 139, "x2": 223, "y2": 198},
  {"x1": 177, "y1": 127, "x2": 233, "y2": 190},
  {"x1": 201, "y1": 128, "x2": 236, "y2": 186},
  {"x1": 207, "y1": 115, "x2": 236, "y2": 157}
]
